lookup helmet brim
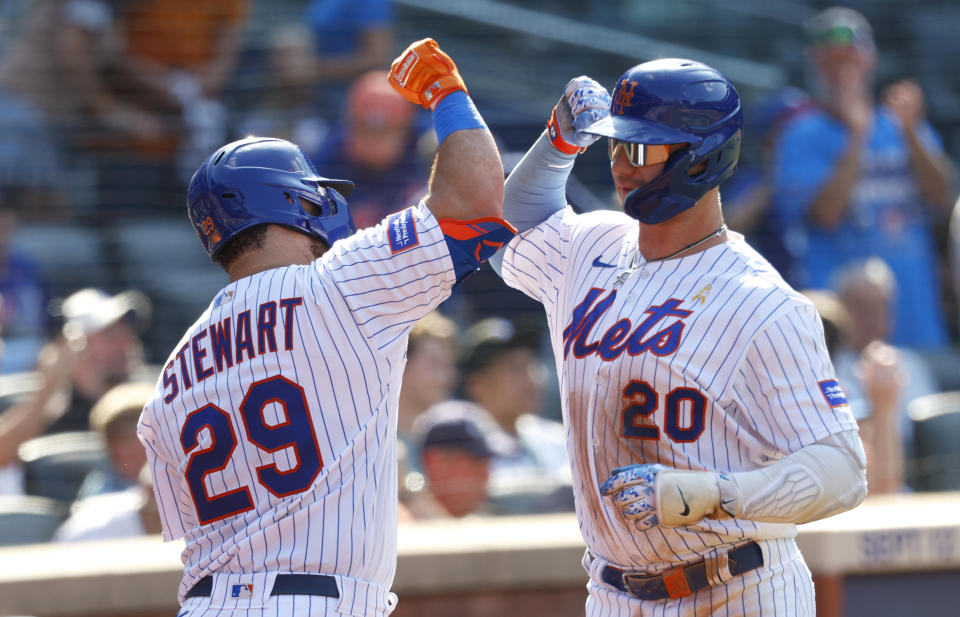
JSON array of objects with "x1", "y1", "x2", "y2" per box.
[
  {"x1": 582, "y1": 114, "x2": 694, "y2": 146},
  {"x1": 308, "y1": 177, "x2": 355, "y2": 198}
]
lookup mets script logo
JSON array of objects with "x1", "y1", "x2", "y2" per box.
[{"x1": 562, "y1": 288, "x2": 691, "y2": 361}]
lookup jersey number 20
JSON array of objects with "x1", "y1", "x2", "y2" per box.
[
  {"x1": 621, "y1": 380, "x2": 706, "y2": 442},
  {"x1": 180, "y1": 376, "x2": 324, "y2": 525}
]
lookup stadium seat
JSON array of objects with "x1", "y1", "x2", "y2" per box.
[
  {"x1": 907, "y1": 391, "x2": 960, "y2": 492},
  {"x1": 0, "y1": 494, "x2": 68, "y2": 545},
  {"x1": 111, "y1": 220, "x2": 228, "y2": 358},
  {"x1": 10, "y1": 224, "x2": 112, "y2": 302},
  {"x1": 0, "y1": 371, "x2": 43, "y2": 411},
  {"x1": 18, "y1": 431, "x2": 110, "y2": 503}
]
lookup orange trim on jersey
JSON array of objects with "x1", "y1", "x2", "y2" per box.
[
  {"x1": 436, "y1": 216, "x2": 518, "y2": 239},
  {"x1": 662, "y1": 566, "x2": 693, "y2": 599}
]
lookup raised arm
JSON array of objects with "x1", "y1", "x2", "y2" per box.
[{"x1": 388, "y1": 39, "x2": 503, "y2": 220}]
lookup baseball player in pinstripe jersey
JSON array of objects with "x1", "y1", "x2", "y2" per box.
[
  {"x1": 137, "y1": 39, "x2": 514, "y2": 617},
  {"x1": 491, "y1": 60, "x2": 868, "y2": 616}
]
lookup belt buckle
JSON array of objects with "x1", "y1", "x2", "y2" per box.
[
  {"x1": 622, "y1": 565, "x2": 693, "y2": 601},
  {"x1": 661, "y1": 566, "x2": 693, "y2": 599}
]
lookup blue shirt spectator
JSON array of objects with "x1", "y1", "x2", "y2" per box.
[
  {"x1": 774, "y1": 7, "x2": 956, "y2": 349},
  {"x1": 776, "y1": 106, "x2": 950, "y2": 348}
]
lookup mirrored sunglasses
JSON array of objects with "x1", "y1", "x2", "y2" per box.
[{"x1": 608, "y1": 139, "x2": 675, "y2": 167}]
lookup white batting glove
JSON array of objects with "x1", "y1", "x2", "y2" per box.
[
  {"x1": 546, "y1": 76, "x2": 611, "y2": 155},
  {"x1": 600, "y1": 464, "x2": 742, "y2": 530}
]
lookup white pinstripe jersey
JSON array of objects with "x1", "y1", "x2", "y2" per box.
[
  {"x1": 138, "y1": 203, "x2": 457, "y2": 614},
  {"x1": 500, "y1": 207, "x2": 859, "y2": 571}
]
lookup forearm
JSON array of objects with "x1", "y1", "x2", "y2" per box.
[
  {"x1": 504, "y1": 132, "x2": 574, "y2": 231},
  {"x1": 807, "y1": 135, "x2": 866, "y2": 229},
  {"x1": 488, "y1": 133, "x2": 573, "y2": 274},
  {"x1": 0, "y1": 385, "x2": 62, "y2": 466},
  {"x1": 424, "y1": 93, "x2": 504, "y2": 220},
  {"x1": 904, "y1": 129, "x2": 957, "y2": 212},
  {"x1": 722, "y1": 430, "x2": 867, "y2": 524},
  {"x1": 858, "y1": 413, "x2": 904, "y2": 495}
]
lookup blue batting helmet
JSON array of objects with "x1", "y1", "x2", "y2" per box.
[
  {"x1": 188, "y1": 137, "x2": 356, "y2": 259},
  {"x1": 582, "y1": 58, "x2": 743, "y2": 224}
]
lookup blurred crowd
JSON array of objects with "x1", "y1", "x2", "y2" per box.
[{"x1": 1, "y1": 2, "x2": 960, "y2": 548}]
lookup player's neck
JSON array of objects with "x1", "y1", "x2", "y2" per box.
[
  {"x1": 636, "y1": 194, "x2": 727, "y2": 262},
  {"x1": 227, "y1": 227, "x2": 325, "y2": 281}
]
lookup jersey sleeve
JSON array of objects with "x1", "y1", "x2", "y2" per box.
[
  {"x1": 732, "y1": 302, "x2": 859, "y2": 455},
  {"x1": 499, "y1": 207, "x2": 574, "y2": 311},
  {"x1": 321, "y1": 201, "x2": 513, "y2": 352}
]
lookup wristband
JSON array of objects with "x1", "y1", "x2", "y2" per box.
[
  {"x1": 546, "y1": 107, "x2": 583, "y2": 155},
  {"x1": 433, "y1": 90, "x2": 486, "y2": 145}
]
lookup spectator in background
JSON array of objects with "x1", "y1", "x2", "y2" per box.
[
  {"x1": 236, "y1": 24, "x2": 330, "y2": 156},
  {"x1": 402, "y1": 400, "x2": 497, "y2": 520},
  {"x1": 397, "y1": 311, "x2": 458, "y2": 463},
  {"x1": 75, "y1": 381, "x2": 153, "y2": 499},
  {"x1": 721, "y1": 86, "x2": 811, "y2": 281},
  {"x1": 458, "y1": 317, "x2": 573, "y2": 514},
  {"x1": 0, "y1": 193, "x2": 47, "y2": 373},
  {"x1": 302, "y1": 0, "x2": 394, "y2": 121},
  {"x1": 0, "y1": 0, "x2": 118, "y2": 219},
  {"x1": 53, "y1": 463, "x2": 161, "y2": 542},
  {"x1": 804, "y1": 288, "x2": 906, "y2": 494},
  {"x1": 833, "y1": 259, "x2": 939, "y2": 477},
  {"x1": 774, "y1": 6, "x2": 957, "y2": 349},
  {"x1": 0, "y1": 289, "x2": 150, "y2": 473},
  {"x1": 310, "y1": 70, "x2": 430, "y2": 229},
  {"x1": 95, "y1": 0, "x2": 250, "y2": 210}
]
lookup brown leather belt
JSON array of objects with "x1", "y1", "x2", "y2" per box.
[{"x1": 600, "y1": 541, "x2": 763, "y2": 600}]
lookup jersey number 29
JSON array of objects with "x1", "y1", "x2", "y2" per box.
[{"x1": 180, "y1": 376, "x2": 324, "y2": 525}]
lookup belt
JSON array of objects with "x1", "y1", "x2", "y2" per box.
[
  {"x1": 600, "y1": 541, "x2": 763, "y2": 601},
  {"x1": 185, "y1": 574, "x2": 340, "y2": 599}
]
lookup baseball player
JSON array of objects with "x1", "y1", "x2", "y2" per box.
[
  {"x1": 491, "y1": 60, "x2": 868, "y2": 616},
  {"x1": 137, "y1": 38, "x2": 514, "y2": 617}
]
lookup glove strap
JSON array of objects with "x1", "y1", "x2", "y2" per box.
[
  {"x1": 715, "y1": 472, "x2": 742, "y2": 519},
  {"x1": 546, "y1": 108, "x2": 583, "y2": 155}
]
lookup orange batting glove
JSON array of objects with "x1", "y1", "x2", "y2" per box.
[{"x1": 388, "y1": 38, "x2": 468, "y2": 110}]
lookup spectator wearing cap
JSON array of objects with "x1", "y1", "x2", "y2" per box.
[
  {"x1": 309, "y1": 70, "x2": 431, "y2": 229},
  {"x1": 458, "y1": 317, "x2": 573, "y2": 514},
  {"x1": 75, "y1": 381, "x2": 153, "y2": 499},
  {"x1": 402, "y1": 400, "x2": 498, "y2": 520},
  {"x1": 774, "y1": 6, "x2": 957, "y2": 349},
  {"x1": 0, "y1": 289, "x2": 150, "y2": 474}
]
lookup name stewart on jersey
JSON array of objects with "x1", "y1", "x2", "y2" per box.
[
  {"x1": 161, "y1": 296, "x2": 304, "y2": 404},
  {"x1": 562, "y1": 287, "x2": 692, "y2": 361}
]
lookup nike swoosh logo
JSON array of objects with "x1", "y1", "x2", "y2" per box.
[
  {"x1": 678, "y1": 487, "x2": 690, "y2": 516},
  {"x1": 592, "y1": 256, "x2": 617, "y2": 268},
  {"x1": 720, "y1": 498, "x2": 736, "y2": 517}
]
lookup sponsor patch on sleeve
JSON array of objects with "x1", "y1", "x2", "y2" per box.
[
  {"x1": 818, "y1": 379, "x2": 849, "y2": 408},
  {"x1": 387, "y1": 208, "x2": 419, "y2": 253}
]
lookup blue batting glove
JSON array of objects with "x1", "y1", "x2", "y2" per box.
[{"x1": 600, "y1": 463, "x2": 670, "y2": 530}]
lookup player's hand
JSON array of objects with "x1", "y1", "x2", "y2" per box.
[
  {"x1": 600, "y1": 464, "x2": 740, "y2": 530},
  {"x1": 882, "y1": 79, "x2": 926, "y2": 134},
  {"x1": 546, "y1": 76, "x2": 611, "y2": 155},
  {"x1": 388, "y1": 38, "x2": 467, "y2": 110}
]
